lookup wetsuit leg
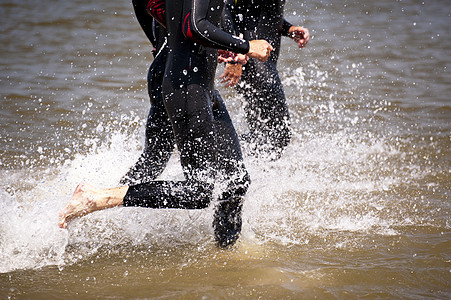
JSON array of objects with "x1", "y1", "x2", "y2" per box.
[
  {"x1": 120, "y1": 47, "x2": 175, "y2": 185},
  {"x1": 123, "y1": 80, "x2": 219, "y2": 208},
  {"x1": 211, "y1": 91, "x2": 250, "y2": 247},
  {"x1": 123, "y1": 79, "x2": 217, "y2": 209},
  {"x1": 123, "y1": 179, "x2": 212, "y2": 209},
  {"x1": 239, "y1": 58, "x2": 291, "y2": 159}
]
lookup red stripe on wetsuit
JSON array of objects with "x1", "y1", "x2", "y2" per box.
[
  {"x1": 146, "y1": 0, "x2": 198, "y2": 43},
  {"x1": 147, "y1": 0, "x2": 166, "y2": 27},
  {"x1": 182, "y1": 12, "x2": 202, "y2": 43},
  {"x1": 183, "y1": 12, "x2": 193, "y2": 39}
]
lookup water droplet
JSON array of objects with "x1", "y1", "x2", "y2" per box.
[
  {"x1": 183, "y1": 69, "x2": 188, "y2": 76},
  {"x1": 193, "y1": 67, "x2": 198, "y2": 72}
]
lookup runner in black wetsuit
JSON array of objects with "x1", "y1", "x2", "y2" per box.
[
  {"x1": 221, "y1": 0, "x2": 309, "y2": 159},
  {"x1": 58, "y1": 0, "x2": 273, "y2": 248}
]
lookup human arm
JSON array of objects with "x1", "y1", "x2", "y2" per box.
[
  {"x1": 183, "y1": 0, "x2": 250, "y2": 54},
  {"x1": 183, "y1": 0, "x2": 272, "y2": 61},
  {"x1": 221, "y1": 0, "x2": 239, "y2": 37},
  {"x1": 288, "y1": 25, "x2": 309, "y2": 48},
  {"x1": 218, "y1": 33, "x2": 248, "y2": 65},
  {"x1": 281, "y1": 18, "x2": 310, "y2": 48}
]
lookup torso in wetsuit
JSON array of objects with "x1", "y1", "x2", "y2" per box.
[{"x1": 164, "y1": 0, "x2": 249, "y2": 91}]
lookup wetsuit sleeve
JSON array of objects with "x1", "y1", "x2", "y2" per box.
[
  {"x1": 281, "y1": 18, "x2": 293, "y2": 37},
  {"x1": 146, "y1": 0, "x2": 166, "y2": 27},
  {"x1": 183, "y1": 0, "x2": 250, "y2": 54},
  {"x1": 221, "y1": 0, "x2": 238, "y2": 36}
]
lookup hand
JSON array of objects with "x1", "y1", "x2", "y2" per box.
[
  {"x1": 248, "y1": 40, "x2": 273, "y2": 62},
  {"x1": 288, "y1": 26, "x2": 310, "y2": 48},
  {"x1": 218, "y1": 50, "x2": 248, "y2": 65},
  {"x1": 234, "y1": 53, "x2": 248, "y2": 65},
  {"x1": 219, "y1": 63, "x2": 243, "y2": 88},
  {"x1": 218, "y1": 50, "x2": 236, "y2": 64}
]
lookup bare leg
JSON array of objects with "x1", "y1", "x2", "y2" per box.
[{"x1": 58, "y1": 183, "x2": 128, "y2": 229}]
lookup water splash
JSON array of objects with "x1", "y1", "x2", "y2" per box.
[{"x1": 1, "y1": 61, "x2": 445, "y2": 274}]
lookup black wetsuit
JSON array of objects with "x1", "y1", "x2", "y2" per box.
[
  {"x1": 224, "y1": 0, "x2": 294, "y2": 159},
  {"x1": 121, "y1": 0, "x2": 174, "y2": 185},
  {"x1": 122, "y1": 0, "x2": 251, "y2": 247}
]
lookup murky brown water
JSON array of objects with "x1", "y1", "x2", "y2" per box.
[{"x1": 1, "y1": 0, "x2": 450, "y2": 298}]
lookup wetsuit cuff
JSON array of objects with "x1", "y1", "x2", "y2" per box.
[
  {"x1": 241, "y1": 41, "x2": 250, "y2": 54},
  {"x1": 281, "y1": 19, "x2": 293, "y2": 37}
]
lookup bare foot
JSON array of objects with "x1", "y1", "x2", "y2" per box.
[
  {"x1": 58, "y1": 183, "x2": 101, "y2": 229},
  {"x1": 58, "y1": 183, "x2": 128, "y2": 229}
]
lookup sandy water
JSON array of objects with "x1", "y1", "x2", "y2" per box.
[{"x1": 0, "y1": 0, "x2": 450, "y2": 298}]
